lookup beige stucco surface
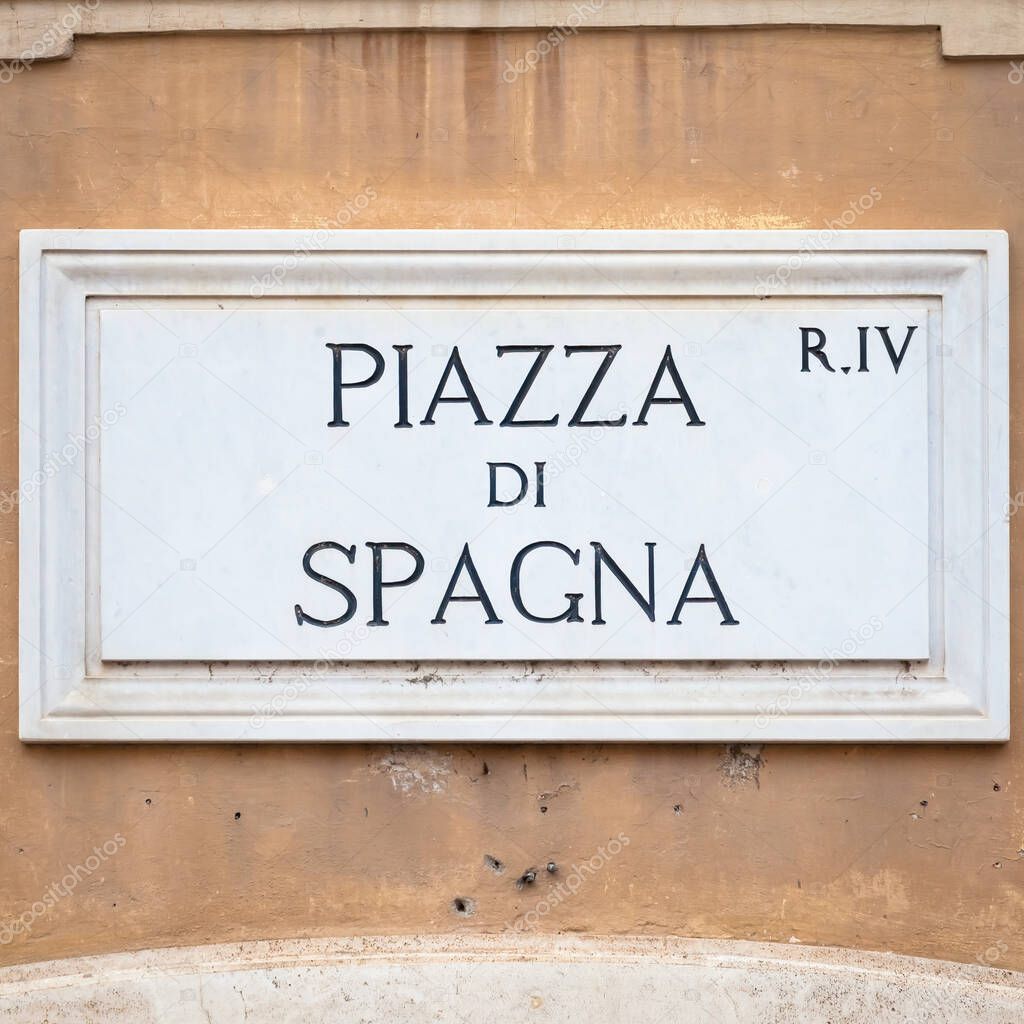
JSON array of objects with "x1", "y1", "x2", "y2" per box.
[{"x1": 0, "y1": 26, "x2": 1021, "y2": 971}]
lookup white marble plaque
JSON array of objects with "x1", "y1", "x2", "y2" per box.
[
  {"x1": 18, "y1": 231, "x2": 1008, "y2": 741},
  {"x1": 98, "y1": 305, "x2": 931, "y2": 664}
]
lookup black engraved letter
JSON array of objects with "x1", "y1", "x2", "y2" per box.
[
  {"x1": 634, "y1": 346, "x2": 705, "y2": 425},
  {"x1": 565, "y1": 345, "x2": 628, "y2": 427},
  {"x1": 366, "y1": 542, "x2": 425, "y2": 627},
  {"x1": 294, "y1": 541, "x2": 358, "y2": 627},
  {"x1": 421, "y1": 347, "x2": 492, "y2": 425},
  {"x1": 800, "y1": 328, "x2": 835, "y2": 373},
  {"x1": 497, "y1": 345, "x2": 558, "y2": 427},
  {"x1": 510, "y1": 542, "x2": 584, "y2": 623},
  {"x1": 666, "y1": 544, "x2": 739, "y2": 626},
  {"x1": 327, "y1": 343, "x2": 386, "y2": 427},
  {"x1": 591, "y1": 542, "x2": 656, "y2": 624},
  {"x1": 432, "y1": 543, "x2": 503, "y2": 624}
]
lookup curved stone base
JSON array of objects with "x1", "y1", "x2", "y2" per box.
[{"x1": 1, "y1": 935, "x2": 1022, "y2": 1022}]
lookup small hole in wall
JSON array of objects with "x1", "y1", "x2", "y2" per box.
[
  {"x1": 484, "y1": 854, "x2": 504, "y2": 874},
  {"x1": 452, "y1": 897, "x2": 475, "y2": 916},
  {"x1": 234, "y1": 811, "x2": 242, "y2": 820}
]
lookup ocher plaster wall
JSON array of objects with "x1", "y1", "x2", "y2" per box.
[{"x1": 0, "y1": 27, "x2": 1020, "y2": 970}]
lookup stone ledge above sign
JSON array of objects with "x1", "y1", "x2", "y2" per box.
[
  {"x1": 18, "y1": 230, "x2": 1008, "y2": 742},
  {"x1": 3, "y1": 0, "x2": 1024, "y2": 61}
]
